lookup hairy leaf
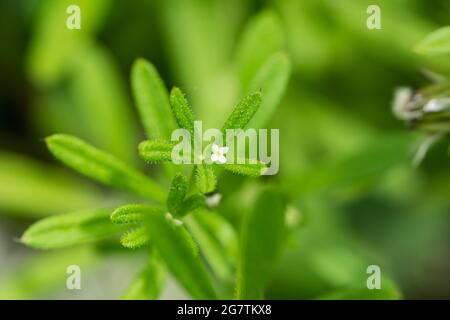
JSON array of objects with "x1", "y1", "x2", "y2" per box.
[
  {"x1": 115, "y1": 204, "x2": 217, "y2": 299},
  {"x1": 236, "y1": 189, "x2": 286, "y2": 299},
  {"x1": 222, "y1": 162, "x2": 267, "y2": 177},
  {"x1": 138, "y1": 139, "x2": 175, "y2": 163},
  {"x1": 195, "y1": 164, "x2": 217, "y2": 194},
  {"x1": 131, "y1": 59, "x2": 177, "y2": 139},
  {"x1": 120, "y1": 226, "x2": 150, "y2": 249},
  {"x1": 177, "y1": 194, "x2": 205, "y2": 217},
  {"x1": 167, "y1": 174, "x2": 188, "y2": 216},
  {"x1": 222, "y1": 92, "x2": 262, "y2": 132},
  {"x1": 21, "y1": 209, "x2": 122, "y2": 249},
  {"x1": 170, "y1": 87, "x2": 195, "y2": 135},
  {"x1": 46, "y1": 134, "x2": 166, "y2": 202},
  {"x1": 111, "y1": 204, "x2": 163, "y2": 225}
]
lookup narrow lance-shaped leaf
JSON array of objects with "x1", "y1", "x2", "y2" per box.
[
  {"x1": 111, "y1": 204, "x2": 163, "y2": 225},
  {"x1": 195, "y1": 164, "x2": 217, "y2": 194},
  {"x1": 184, "y1": 209, "x2": 238, "y2": 281},
  {"x1": 247, "y1": 53, "x2": 292, "y2": 128},
  {"x1": 0, "y1": 152, "x2": 101, "y2": 218},
  {"x1": 222, "y1": 92, "x2": 262, "y2": 132},
  {"x1": 170, "y1": 87, "x2": 195, "y2": 135},
  {"x1": 120, "y1": 226, "x2": 150, "y2": 249},
  {"x1": 177, "y1": 194, "x2": 205, "y2": 217},
  {"x1": 123, "y1": 249, "x2": 166, "y2": 300},
  {"x1": 235, "y1": 10, "x2": 284, "y2": 90},
  {"x1": 167, "y1": 174, "x2": 188, "y2": 216},
  {"x1": 415, "y1": 26, "x2": 450, "y2": 56},
  {"x1": 236, "y1": 189, "x2": 286, "y2": 299},
  {"x1": 21, "y1": 209, "x2": 123, "y2": 249},
  {"x1": 131, "y1": 59, "x2": 177, "y2": 139},
  {"x1": 222, "y1": 161, "x2": 267, "y2": 177},
  {"x1": 139, "y1": 139, "x2": 175, "y2": 163},
  {"x1": 113, "y1": 205, "x2": 217, "y2": 299},
  {"x1": 46, "y1": 134, "x2": 166, "y2": 202}
]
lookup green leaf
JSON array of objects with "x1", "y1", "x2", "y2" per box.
[
  {"x1": 0, "y1": 152, "x2": 101, "y2": 218},
  {"x1": 222, "y1": 92, "x2": 262, "y2": 132},
  {"x1": 236, "y1": 10, "x2": 284, "y2": 90},
  {"x1": 0, "y1": 247, "x2": 99, "y2": 299},
  {"x1": 69, "y1": 47, "x2": 138, "y2": 164},
  {"x1": 120, "y1": 226, "x2": 150, "y2": 249},
  {"x1": 131, "y1": 58, "x2": 177, "y2": 139},
  {"x1": 185, "y1": 209, "x2": 238, "y2": 281},
  {"x1": 111, "y1": 204, "x2": 163, "y2": 225},
  {"x1": 415, "y1": 26, "x2": 450, "y2": 56},
  {"x1": 138, "y1": 139, "x2": 175, "y2": 163},
  {"x1": 247, "y1": 53, "x2": 291, "y2": 128},
  {"x1": 123, "y1": 250, "x2": 165, "y2": 300},
  {"x1": 115, "y1": 204, "x2": 217, "y2": 299},
  {"x1": 46, "y1": 134, "x2": 166, "y2": 202},
  {"x1": 170, "y1": 87, "x2": 195, "y2": 135},
  {"x1": 195, "y1": 164, "x2": 217, "y2": 194},
  {"x1": 26, "y1": 0, "x2": 110, "y2": 87},
  {"x1": 222, "y1": 162, "x2": 267, "y2": 177},
  {"x1": 21, "y1": 209, "x2": 122, "y2": 249},
  {"x1": 177, "y1": 194, "x2": 205, "y2": 217},
  {"x1": 236, "y1": 189, "x2": 286, "y2": 299},
  {"x1": 167, "y1": 174, "x2": 188, "y2": 216}
]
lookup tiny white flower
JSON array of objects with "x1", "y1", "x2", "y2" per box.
[
  {"x1": 211, "y1": 144, "x2": 228, "y2": 164},
  {"x1": 206, "y1": 193, "x2": 222, "y2": 208}
]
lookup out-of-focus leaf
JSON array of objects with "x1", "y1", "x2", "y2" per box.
[
  {"x1": 236, "y1": 189, "x2": 286, "y2": 299},
  {"x1": 185, "y1": 209, "x2": 238, "y2": 281},
  {"x1": 138, "y1": 139, "x2": 175, "y2": 163},
  {"x1": 123, "y1": 250, "x2": 165, "y2": 300},
  {"x1": 283, "y1": 134, "x2": 412, "y2": 197},
  {"x1": 0, "y1": 247, "x2": 99, "y2": 299},
  {"x1": 46, "y1": 134, "x2": 166, "y2": 202},
  {"x1": 21, "y1": 209, "x2": 122, "y2": 249},
  {"x1": 131, "y1": 59, "x2": 177, "y2": 139},
  {"x1": 415, "y1": 26, "x2": 450, "y2": 56},
  {"x1": 247, "y1": 53, "x2": 291, "y2": 128},
  {"x1": 236, "y1": 10, "x2": 284, "y2": 90},
  {"x1": 114, "y1": 204, "x2": 217, "y2": 299},
  {"x1": 0, "y1": 152, "x2": 101, "y2": 217},
  {"x1": 70, "y1": 46, "x2": 137, "y2": 163},
  {"x1": 318, "y1": 279, "x2": 401, "y2": 300},
  {"x1": 26, "y1": 0, "x2": 111, "y2": 87},
  {"x1": 170, "y1": 87, "x2": 195, "y2": 135},
  {"x1": 195, "y1": 164, "x2": 216, "y2": 194},
  {"x1": 222, "y1": 92, "x2": 262, "y2": 131}
]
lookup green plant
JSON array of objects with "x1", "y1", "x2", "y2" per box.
[{"x1": 21, "y1": 56, "x2": 289, "y2": 300}]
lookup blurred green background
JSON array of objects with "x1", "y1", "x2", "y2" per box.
[{"x1": 0, "y1": 0, "x2": 449, "y2": 299}]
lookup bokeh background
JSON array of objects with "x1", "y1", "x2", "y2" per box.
[{"x1": 0, "y1": 0, "x2": 449, "y2": 299}]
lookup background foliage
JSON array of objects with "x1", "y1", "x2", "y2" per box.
[{"x1": 0, "y1": 0, "x2": 449, "y2": 299}]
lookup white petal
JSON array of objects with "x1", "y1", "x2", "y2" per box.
[
  {"x1": 218, "y1": 155, "x2": 227, "y2": 164},
  {"x1": 211, "y1": 154, "x2": 219, "y2": 162},
  {"x1": 211, "y1": 144, "x2": 219, "y2": 153},
  {"x1": 220, "y1": 146, "x2": 229, "y2": 154}
]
